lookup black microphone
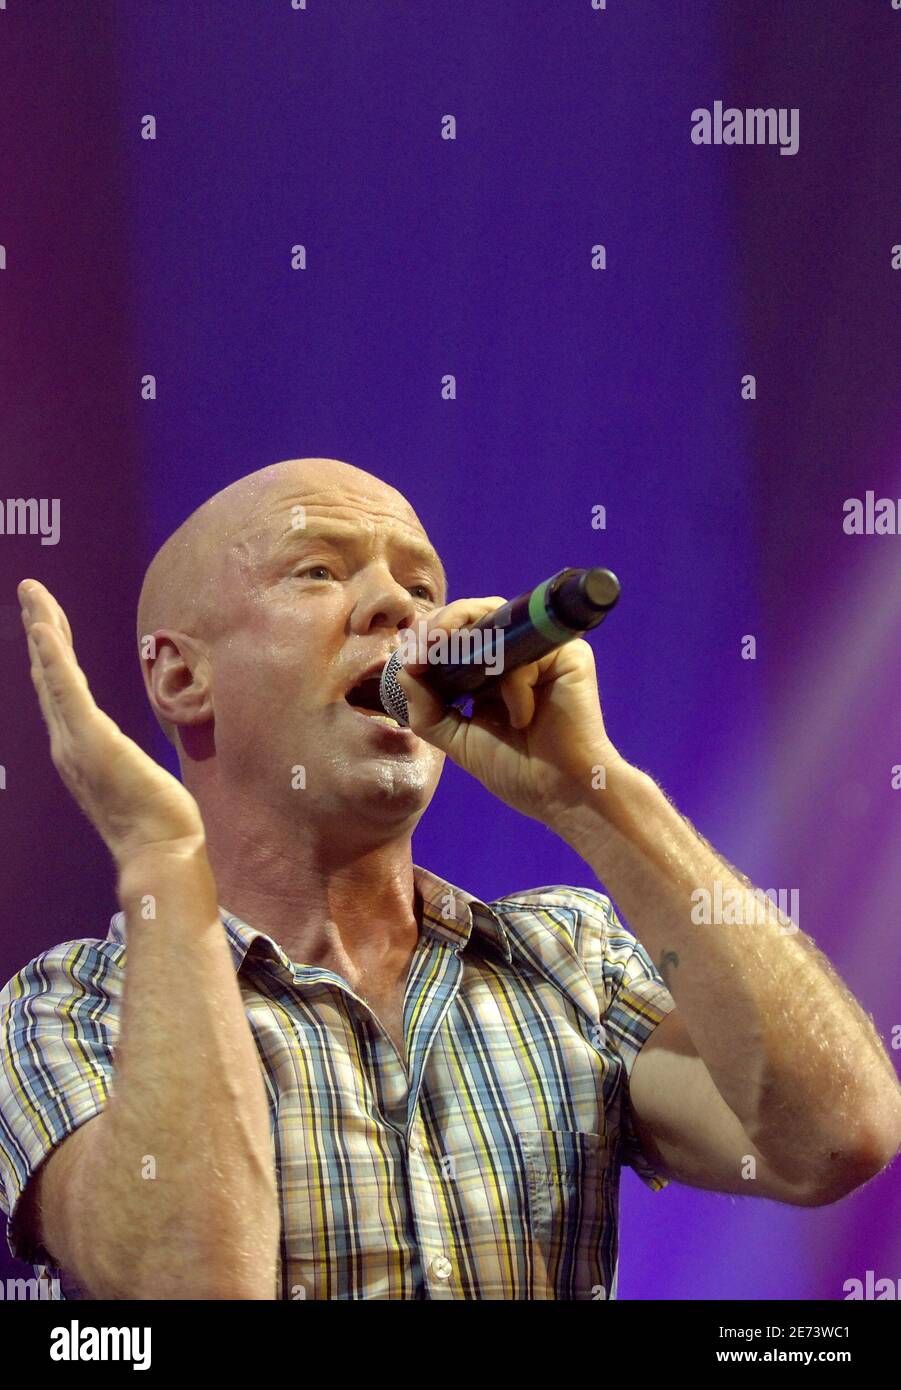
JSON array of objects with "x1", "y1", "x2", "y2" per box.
[{"x1": 379, "y1": 567, "x2": 620, "y2": 727}]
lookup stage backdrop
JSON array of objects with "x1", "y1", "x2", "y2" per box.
[{"x1": 0, "y1": 0, "x2": 898, "y2": 1300}]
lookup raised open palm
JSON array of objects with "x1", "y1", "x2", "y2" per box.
[{"x1": 18, "y1": 579, "x2": 207, "y2": 868}]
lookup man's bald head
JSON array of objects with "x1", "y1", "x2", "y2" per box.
[{"x1": 136, "y1": 457, "x2": 445, "y2": 748}]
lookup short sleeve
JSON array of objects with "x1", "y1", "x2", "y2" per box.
[
  {"x1": 571, "y1": 888, "x2": 676, "y2": 1191},
  {"x1": 0, "y1": 938, "x2": 124, "y2": 1265}
]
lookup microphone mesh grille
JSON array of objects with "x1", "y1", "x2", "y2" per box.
[{"x1": 379, "y1": 650, "x2": 410, "y2": 727}]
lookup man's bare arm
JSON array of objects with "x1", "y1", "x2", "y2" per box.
[
  {"x1": 553, "y1": 761, "x2": 901, "y2": 1200},
  {"x1": 42, "y1": 849, "x2": 279, "y2": 1300},
  {"x1": 27, "y1": 862, "x2": 280, "y2": 1298}
]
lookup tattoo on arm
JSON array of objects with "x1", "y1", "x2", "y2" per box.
[{"x1": 658, "y1": 950, "x2": 679, "y2": 989}]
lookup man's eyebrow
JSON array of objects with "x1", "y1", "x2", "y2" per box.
[{"x1": 270, "y1": 522, "x2": 448, "y2": 597}]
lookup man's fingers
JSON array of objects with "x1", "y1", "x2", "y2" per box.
[
  {"x1": 48, "y1": 588, "x2": 74, "y2": 647},
  {"x1": 402, "y1": 596, "x2": 508, "y2": 675},
  {"x1": 431, "y1": 596, "x2": 507, "y2": 631},
  {"x1": 28, "y1": 620, "x2": 99, "y2": 740},
  {"x1": 498, "y1": 667, "x2": 538, "y2": 729},
  {"x1": 19, "y1": 578, "x2": 73, "y2": 647},
  {"x1": 25, "y1": 623, "x2": 67, "y2": 749}
]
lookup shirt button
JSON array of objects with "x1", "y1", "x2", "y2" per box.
[{"x1": 430, "y1": 1256, "x2": 452, "y2": 1280}]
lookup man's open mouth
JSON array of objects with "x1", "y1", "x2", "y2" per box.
[{"x1": 344, "y1": 674, "x2": 403, "y2": 727}]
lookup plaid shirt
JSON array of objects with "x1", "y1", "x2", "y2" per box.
[{"x1": 0, "y1": 865, "x2": 674, "y2": 1300}]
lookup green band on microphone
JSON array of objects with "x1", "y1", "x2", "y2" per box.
[{"x1": 528, "y1": 580, "x2": 576, "y2": 643}]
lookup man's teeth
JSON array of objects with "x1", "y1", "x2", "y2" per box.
[{"x1": 358, "y1": 709, "x2": 399, "y2": 725}]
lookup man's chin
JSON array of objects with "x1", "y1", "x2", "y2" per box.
[
  {"x1": 306, "y1": 704, "x2": 444, "y2": 824},
  {"x1": 337, "y1": 744, "x2": 442, "y2": 826},
  {"x1": 360, "y1": 760, "x2": 438, "y2": 813}
]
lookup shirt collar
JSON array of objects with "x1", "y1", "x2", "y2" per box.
[
  {"x1": 411, "y1": 862, "x2": 512, "y2": 963},
  {"x1": 107, "y1": 863, "x2": 512, "y2": 973}
]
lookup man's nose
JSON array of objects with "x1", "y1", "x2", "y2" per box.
[{"x1": 349, "y1": 571, "x2": 418, "y2": 634}]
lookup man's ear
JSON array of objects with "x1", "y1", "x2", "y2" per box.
[{"x1": 140, "y1": 630, "x2": 213, "y2": 732}]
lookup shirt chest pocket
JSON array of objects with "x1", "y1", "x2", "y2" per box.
[{"x1": 514, "y1": 1128, "x2": 609, "y2": 1247}]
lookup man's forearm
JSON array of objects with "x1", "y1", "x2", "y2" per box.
[
  {"x1": 552, "y1": 762, "x2": 901, "y2": 1180},
  {"x1": 74, "y1": 844, "x2": 279, "y2": 1299}
]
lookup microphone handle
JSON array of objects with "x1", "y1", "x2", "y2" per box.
[{"x1": 428, "y1": 566, "x2": 619, "y2": 704}]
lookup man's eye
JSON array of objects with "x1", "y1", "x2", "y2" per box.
[
  {"x1": 294, "y1": 564, "x2": 335, "y2": 581},
  {"x1": 293, "y1": 568, "x2": 434, "y2": 600}
]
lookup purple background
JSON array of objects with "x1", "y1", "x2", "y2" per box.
[{"x1": 1, "y1": 0, "x2": 899, "y2": 1299}]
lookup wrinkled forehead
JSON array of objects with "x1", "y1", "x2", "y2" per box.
[
  {"x1": 244, "y1": 479, "x2": 427, "y2": 545},
  {"x1": 221, "y1": 479, "x2": 445, "y2": 593}
]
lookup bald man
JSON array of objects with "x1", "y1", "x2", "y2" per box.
[{"x1": 2, "y1": 457, "x2": 900, "y2": 1301}]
